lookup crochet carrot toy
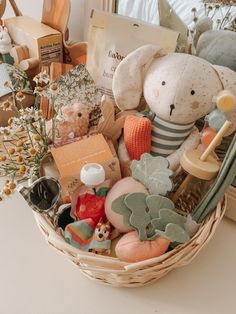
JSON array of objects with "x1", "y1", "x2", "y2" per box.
[{"x1": 124, "y1": 115, "x2": 152, "y2": 160}]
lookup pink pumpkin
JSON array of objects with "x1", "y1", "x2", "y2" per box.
[{"x1": 115, "y1": 231, "x2": 170, "y2": 263}]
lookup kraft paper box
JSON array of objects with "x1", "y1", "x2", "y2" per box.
[
  {"x1": 5, "y1": 16, "x2": 62, "y2": 66},
  {"x1": 50, "y1": 134, "x2": 121, "y2": 194}
]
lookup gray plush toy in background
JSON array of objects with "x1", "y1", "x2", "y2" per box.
[{"x1": 193, "y1": 17, "x2": 236, "y2": 72}]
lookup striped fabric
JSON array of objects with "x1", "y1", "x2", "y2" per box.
[{"x1": 151, "y1": 116, "x2": 195, "y2": 157}]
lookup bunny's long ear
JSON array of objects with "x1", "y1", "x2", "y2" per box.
[
  {"x1": 213, "y1": 65, "x2": 236, "y2": 136},
  {"x1": 112, "y1": 45, "x2": 166, "y2": 111}
]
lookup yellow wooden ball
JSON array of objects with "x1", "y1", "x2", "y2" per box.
[{"x1": 216, "y1": 90, "x2": 236, "y2": 113}]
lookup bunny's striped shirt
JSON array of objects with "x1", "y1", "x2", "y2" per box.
[{"x1": 151, "y1": 116, "x2": 195, "y2": 157}]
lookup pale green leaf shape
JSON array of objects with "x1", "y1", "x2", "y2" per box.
[
  {"x1": 154, "y1": 223, "x2": 190, "y2": 244},
  {"x1": 111, "y1": 193, "x2": 132, "y2": 228},
  {"x1": 151, "y1": 208, "x2": 187, "y2": 230},
  {"x1": 124, "y1": 193, "x2": 151, "y2": 241},
  {"x1": 148, "y1": 208, "x2": 188, "y2": 243},
  {"x1": 131, "y1": 153, "x2": 173, "y2": 196},
  {"x1": 111, "y1": 192, "x2": 192, "y2": 244},
  {"x1": 146, "y1": 195, "x2": 175, "y2": 219},
  {"x1": 184, "y1": 214, "x2": 199, "y2": 237}
]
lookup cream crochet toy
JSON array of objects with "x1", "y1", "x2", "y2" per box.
[{"x1": 112, "y1": 44, "x2": 236, "y2": 170}]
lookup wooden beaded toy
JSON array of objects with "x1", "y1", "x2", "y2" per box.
[{"x1": 172, "y1": 120, "x2": 232, "y2": 205}]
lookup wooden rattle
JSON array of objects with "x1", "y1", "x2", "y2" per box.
[{"x1": 172, "y1": 120, "x2": 232, "y2": 203}]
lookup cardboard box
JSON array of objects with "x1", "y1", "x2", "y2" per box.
[
  {"x1": 50, "y1": 134, "x2": 121, "y2": 194},
  {"x1": 5, "y1": 16, "x2": 62, "y2": 66}
]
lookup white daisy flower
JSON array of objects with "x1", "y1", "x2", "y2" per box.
[
  {"x1": 16, "y1": 92, "x2": 26, "y2": 102},
  {"x1": 33, "y1": 71, "x2": 50, "y2": 85},
  {"x1": 34, "y1": 86, "x2": 46, "y2": 96},
  {"x1": 0, "y1": 100, "x2": 13, "y2": 111}
]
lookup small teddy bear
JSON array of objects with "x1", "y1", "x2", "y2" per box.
[{"x1": 57, "y1": 103, "x2": 90, "y2": 143}]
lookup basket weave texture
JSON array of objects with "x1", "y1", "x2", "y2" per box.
[{"x1": 34, "y1": 200, "x2": 226, "y2": 287}]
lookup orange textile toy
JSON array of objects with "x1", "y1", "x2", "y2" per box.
[
  {"x1": 124, "y1": 115, "x2": 152, "y2": 160},
  {"x1": 75, "y1": 193, "x2": 106, "y2": 225}
]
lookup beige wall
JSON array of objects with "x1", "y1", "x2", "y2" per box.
[{"x1": 3, "y1": 0, "x2": 101, "y2": 41}]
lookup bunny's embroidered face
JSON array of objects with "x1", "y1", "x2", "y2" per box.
[{"x1": 144, "y1": 53, "x2": 222, "y2": 124}]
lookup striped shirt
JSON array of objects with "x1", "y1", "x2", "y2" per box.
[{"x1": 151, "y1": 116, "x2": 195, "y2": 157}]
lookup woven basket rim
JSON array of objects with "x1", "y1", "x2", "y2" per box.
[{"x1": 33, "y1": 198, "x2": 226, "y2": 285}]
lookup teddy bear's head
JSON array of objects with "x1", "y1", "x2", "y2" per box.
[
  {"x1": 59, "y1": 103, "x2": 90, "y2": 140},
  {"x1": 62, "y1": 102, "x2": 90, "y2": 124},
  {"x1": 112, "y1": 45, "x2": 236, "y2": 135}
]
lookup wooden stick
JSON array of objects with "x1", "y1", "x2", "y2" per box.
[
  {"x1": 172, "y1": 174, "x2": 193, "y2": 203},
  {"x1": 172, "y1": 120, "x2": 232, "y2": 204},
  {"x1": 9, "y1": 0, "x2": 22, "y2": 16},
  {"x1": 200, "y1": 120, "x2": 232, "y2": 161},
  {"x1": 0, "y1": 0, "x2": 6, "y2": 18}
]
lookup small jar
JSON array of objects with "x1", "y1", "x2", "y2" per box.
[{"x1": 171, "y1": 149, "x2": 219, "y2": 214}]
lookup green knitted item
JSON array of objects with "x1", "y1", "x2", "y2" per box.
[{"x1": 192, "y1": 133, "x2": 236, "y2": 223}]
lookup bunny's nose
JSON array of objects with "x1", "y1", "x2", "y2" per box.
[{"x1": 170, "y1": 104, "x2": 175, "y2": 116}]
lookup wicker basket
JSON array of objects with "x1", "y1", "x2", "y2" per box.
[{"x1": 33, "y1": 199, "x2": 226, "y2": 287}]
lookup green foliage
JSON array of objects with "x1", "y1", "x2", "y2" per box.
[
  {"x1": 112, "y1": 193, "x2": 191, "y2": 243},
  {"x1": 131, "y1": 154, "x2": 173, "y2": 196}
]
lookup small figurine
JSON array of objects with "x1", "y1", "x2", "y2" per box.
[
  {"x1": 64, "y1": 219, "x2": 111, "y2": 255},
  {"x1": 88, "y1": 220, "x2": 111, "y2": 254}
]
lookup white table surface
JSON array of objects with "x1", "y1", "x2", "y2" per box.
[{"x1": 0, "y1": 191, "x2": 236, "y2": 314}]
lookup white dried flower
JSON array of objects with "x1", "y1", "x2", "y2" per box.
[
  {"x1": 49, "y1": 83, "x2": 59, "y2": 95},
  {"x1": 34, "y1": 86, "x2": 46, "y2": 96},
  {"x1": 0, "y1": 100, "x2": 13, "y2": 111},
  {"x1": 16, "y1": 92, "x2": 26, "y2": 102},
  {"x1": 33, "y1": 71, "x2": 50, "y2": 85}
]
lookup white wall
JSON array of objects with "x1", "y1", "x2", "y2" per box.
[{"x1": 3, "y1": 0, "x2": 101, "y2": 41}]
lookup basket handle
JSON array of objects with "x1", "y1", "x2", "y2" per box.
[
  {"x1": 0, "y1": 0, "x2": 6, "y2": 18},
  {"x1": 8, "y1": 0, "x2": 22, "y2": 16}
]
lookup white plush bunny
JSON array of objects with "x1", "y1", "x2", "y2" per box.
[
  {"x1": 0, "y1": 26, "x2": 12, "y2": 54},
  {"x1": 112, "y1": 45, "x2": 236, "y2": 170}
]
